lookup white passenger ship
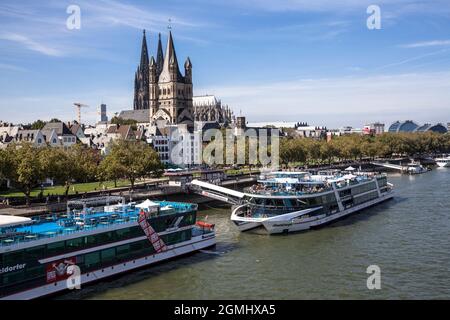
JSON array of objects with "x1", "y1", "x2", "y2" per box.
[{"x1": 191, "y1": 170, "x2": 394, "y2": 234}]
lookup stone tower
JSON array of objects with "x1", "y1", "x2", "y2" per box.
[
  {"x1": 133, "y1": 30, "x2": 150, "y2": 110},
  {"x1": 149, "y1": 31, "x2": 194, "y2": 127}
]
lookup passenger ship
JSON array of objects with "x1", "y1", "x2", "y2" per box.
[
  {"x1": 191, "y1": 170, "x2": 394, "y2": 234},
  {"x1": 0, "y1": 197, "x2": 215, "y2": 300}
]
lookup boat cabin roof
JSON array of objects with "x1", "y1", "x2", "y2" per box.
[{"x1": 0, "y1": 215, "x2": 32, "y2": 228}]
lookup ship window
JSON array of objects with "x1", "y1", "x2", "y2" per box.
[
  {"x1": 101, "y1": 248, "x2": 116, "y2": 264},
  {"x1": 66, "y1": 237, "x2": 84, "y2": 250},
  {"x1": 2, "y1": 270, "x2": 25, "y2": 285},
  {"x1": 84, "y1": 251, "x2": 101, "y2": 269},
  {"x1": 86, "y1": 235, "x2": 98, "y2": 246},
  {"x1": 283, "y1": 199, "x2": 293, "y2": 207},
  {"x1": 25, "y1": 245, "x2": 45, "y2": 261},
  {"x1": 116, "y1": 244, "x2": 131, "y2": 258},
  {"x1": 96, "y1": 231, "x2": 114, "y2": 244},
  {"x1": 115, "y1": 227, "x2": 131, "y2": 240},
  {"x1": 3, "y1": 250, "x2": 24, "y2": 265},
  {"x1": 25, "y1": 265, "x2": 44, "y2": 278},
  {"x1": 46, "y1": 241, "x2": 65, "y2": 256}
]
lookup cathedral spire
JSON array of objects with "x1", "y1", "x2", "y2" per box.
[
  {"x1": 156, "y1": 33, "x2": 164, "y2": 76},
  {"x1": 134, "y1": 30, "x2": 150, "y2": 110},
  {"x1": 140, "y1": 29, "x2": 149, "y2": 68}
]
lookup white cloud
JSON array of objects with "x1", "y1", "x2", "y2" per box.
[
  {"x1": 0, "y1": 63, "x2": 27, "y2": 72},
  {"x1": 198, "y1": 71, "x2": 450, "y2": 127},
  {"x1": 401, "y1": 40, "x2": 450, "y2": 48},
  {"x1": 79, "y1": 0, "x2": 205, "y2": 31},
  {"x1": 0, "y1": 32, "x2": 63, "y2": 57}
]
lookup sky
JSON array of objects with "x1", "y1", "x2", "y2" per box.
[{"x1": 0, "y1": 0, "x2": 450, "y2": 128}]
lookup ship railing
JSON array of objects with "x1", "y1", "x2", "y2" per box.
[{"x1": 0, "y1": 215, "x2": 139, "y2": 248}]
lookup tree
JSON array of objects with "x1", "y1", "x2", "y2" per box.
[
  {"x1": 320, "y1": 140, "x2": 339, "y2": 165},
  {"x1": 104, "y1": 140, "x2": 163, "y2": 189},
  {"x1": 70, "y1": 144, "x2": 100, "y2": 183},
  {"x1": 3, "y1": 143, "x2": 45, "y2": 205},
  {"x1": 30, "y1": 119, "x2": 47, "y2": 130},
  {"x1": 40, "y1": 147, "x2": 77, "y2": 199},
  {"x1": 97, "y1": 156, "x2": 123, "y2": 188},
  {"x1": 110, "y1": 117, "x2": 138, "y2": 130}
]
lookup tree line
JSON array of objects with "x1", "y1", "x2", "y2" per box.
[
  {"x1": 0, "y1": 140, "x2": 163, "y2": 204},
  {"x1": 280, "y1": 132, "x2": 450, "y2": 167}
]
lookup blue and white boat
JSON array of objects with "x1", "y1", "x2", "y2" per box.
[
  {"x1": 0, "y1": 197, "x2": 215, "y2": 300},
  {"x1": 191, "y1": 171, "x2": 394, "y2": 234}
]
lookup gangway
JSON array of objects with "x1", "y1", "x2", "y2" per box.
[
  {"x1": 189, "y1": 179, "x2": 245, "y2": 205},
  {"x1": 371, "y1": 162, "x2": 406, "y2": 172}
]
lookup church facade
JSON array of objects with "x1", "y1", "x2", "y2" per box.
[
  {"x1": 133, "y1": 31, "x2": 233, "y2": 126},
  {"x1": 134, "y1": 30, "x2": 194, "y2": 127}
]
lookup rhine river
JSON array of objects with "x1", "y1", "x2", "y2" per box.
[{"x1": 60, "y1": 168, "x2": 450, "y2": 299}]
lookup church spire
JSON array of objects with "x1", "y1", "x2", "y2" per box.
[
  {"x1": 140, "y1": 29, "x2": 149, "y2": 68},
  {"x1": 156, "y1": 33, "x2": 164, "y2": 76},
  {"x1": 159, "y1": 31, "x2": 183, "y2": 82}
]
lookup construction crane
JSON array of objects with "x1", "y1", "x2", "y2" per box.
[{"x1": 73, "y1": 103, "x2": 89, "y2": 124}]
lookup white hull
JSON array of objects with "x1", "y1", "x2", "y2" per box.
[
  {"x1": 230, "y1": 205, "x2": 262, "y2": 231},
  {"x1": 2, "y1": 234, "x2": 216, "y2": 300},
  {"x1": 231, "y1": 192, "x2": 394, "y2": 234},
  {"x1": 263, "y1": 192, "x2": 394, "y2": 234},
  {"x1": 234, "y1": 221, "x2": 262, "y2": 232},
  {"x1": 436, "y1": 162, "x2": 450, "y2": 168}
]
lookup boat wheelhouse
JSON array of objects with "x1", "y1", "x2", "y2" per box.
[
  {"x1": 190, "y1": 170, "x2": 394, "y2": 234},
  {"x1": 0, "y1": 197, "x2": 215, "y2": 300}
]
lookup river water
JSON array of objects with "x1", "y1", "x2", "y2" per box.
[{"x1": 60, "y1": 168, "x2": 450, "y2": 299}]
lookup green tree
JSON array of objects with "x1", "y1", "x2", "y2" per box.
[
  {"x1": 3, "y1": 143, "x2": 45, "y2": 205},
  {"x1": 97, "y1": 156, "x2": 124, "y2": 188},
  {"x1": 40, "y1": 147, "x2": 77, "y2": 199},
  {"x1": 104, "y1": 140, "x2": 163, "y2": 189},
  {"x1": 30, "y1": 119, "x2": 47, "y2": 130},
  {"x1": 110, "y1": 117, "x2": 138, "y2": 130}
]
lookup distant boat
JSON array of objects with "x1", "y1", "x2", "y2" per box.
[
  {"x1": 406, "y1": 162, "x2": 429, "y2": 175},
  {"x1": 435, "y1": 156, "x2": 450, "y2": 168}
]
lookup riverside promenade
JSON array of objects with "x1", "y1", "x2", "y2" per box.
[{"x1": 0, "y1": 175, "x2": 257, "y2": 217}]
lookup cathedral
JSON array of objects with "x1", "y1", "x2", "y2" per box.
[
  {"x1": 133, "y1": 31, "x2": 233, "y2": 126},
  {"x1": 134, "y1": 30, "x2": 194, "y2": 126}
]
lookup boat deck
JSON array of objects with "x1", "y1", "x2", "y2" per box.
[{"x1": 0, "y1": 201, "x2": 197, "y2": 248}]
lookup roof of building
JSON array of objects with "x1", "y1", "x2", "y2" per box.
[
  {"x1": 389, "y1": 121, "x2": 447, "y2": 133},
  {"x1": 41, "y1": 129, "x2": 57, "y2": 143},
  {"x1": 118, "y1": 109, "x2": 150, "y2": 123},
  {"x1": 42, "y1": 122, "x2": 73, "y2": 136},
  {"x1": 193, "y1": 95, "x2": 220, "y2": 107},
  {"x1": 69, "y1": 123, "x2": 82, "y2": 135}
]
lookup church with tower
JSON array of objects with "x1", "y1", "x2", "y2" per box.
[
  {"x1": 134, "y1": 30, "x2": 194, "y2": 127},
  {"x1": 133, "y1": 30, "x2": 233, "y2": 127}
]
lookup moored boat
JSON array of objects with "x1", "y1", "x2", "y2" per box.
[
  {"x1": 191, "y1": 170, "x2": 394, "y2": 234},
  {"x1": 435, "y1": 156, "x2": 450, "y2": 168},
  {"x1": 0, "y1": 197, "x2": 215, "y2": 300}
]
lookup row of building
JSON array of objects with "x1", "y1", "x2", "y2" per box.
[{"x1": 300, "y1": 121, "x2": 448, "y2": 138}]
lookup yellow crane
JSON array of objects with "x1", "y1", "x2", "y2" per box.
[{"x1": 73, "y1": 103, "x2": 89, "y2": 123}]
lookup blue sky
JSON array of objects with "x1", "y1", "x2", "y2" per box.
[{"x1": 1, "y1": 0, "x2": 450, "y2": 128}]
